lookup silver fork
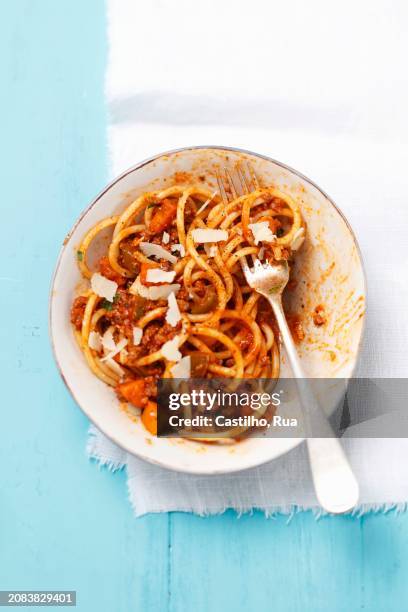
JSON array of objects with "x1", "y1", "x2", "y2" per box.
[{"x1": 217, "y1": 163, "x2": 359, "y2": 514}]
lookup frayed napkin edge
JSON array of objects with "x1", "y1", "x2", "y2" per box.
[{"x1": 87, "y1": 430, "x2": 408, "y2": 519}]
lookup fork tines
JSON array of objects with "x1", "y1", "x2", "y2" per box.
[{"x1": 216, "y1": 161, "x2": 260, "y2": 204}]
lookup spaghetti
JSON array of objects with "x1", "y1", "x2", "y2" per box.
[{"x1": 71, "y1": 183, "x2": 305, "y2": 436}]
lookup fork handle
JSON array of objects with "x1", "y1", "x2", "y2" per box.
[{"x1": 267, "y1": 296, "x2": 359, "y2": 514}]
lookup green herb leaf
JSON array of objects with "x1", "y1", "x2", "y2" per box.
[
  {"x1": 276, "y1": 228, "x2": 284, "y2": 238},
  {"x1": 77, "y1": 250, "x2": 83, "y2": 261},
  {"x1": 100, "y1": 293, "x2": 119, "y2": 311},
  {"x1": 101, "y1": 299, "x2": 113, "y2": 310}
]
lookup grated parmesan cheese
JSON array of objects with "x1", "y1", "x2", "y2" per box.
[
  {"x1": 161, "y1": 336, "x2": 182, "y2": 362},
  {"x1": 139, "y1": 242, "x2": 177, "y2": 263},
  {"x1": 101, "y1": 337, "x2": 128, "y2": 362},
  {"x1": 291, "y1": 227, "x2": 305, "y2": 251},
  {"x1": 204, "y1": 243, "x2": 217, "y2": 258},
  {"x1": 196, "y1": 191, "x2": 218, "y2": 215},
  {"x1": 170, "y1": 356, "x2": 191, "y2": 379},
  {"x1": 146, "y1": 269, "x2": 176, "y2": 284},
  {"x1": 101, "y1": 329, "x2": 116, "y2": 352},
  {"x1": 91, "y1": 273, "x2": 118, "y2": 302},
  {"x1": 171, "y1": 243, "x2": 185, "y2": 257},
  {"x1": 162, "y1": 231, "x2": 170, "y2": 244},
  {"x1": 129, "y1": 276, "x2": 181, "y2": 300},
  {"x1": 191, "y1": 229, "x2": 228, "y2": 243},
  {"x1": 132, "y1": 327, "x2": 143, "y2": 346},
  {"x1": 165, "y1": 292, "x2": 181, "y2": 327},
  {"x1": 88, "y1": 331, "x2": 102, "y2": 351},
  {"x1": 248, "y1": 222, "x2": 276, "y2": 245}
]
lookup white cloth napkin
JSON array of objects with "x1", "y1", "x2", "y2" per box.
[{"x1": 88, "y1": 0, "x2": 408, "y2": 516}]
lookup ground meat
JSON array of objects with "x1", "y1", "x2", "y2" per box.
[
  {"x1": 166, "y1": 226, "x2": 180, "y2": 244},
  {"x1": 125, "y1": 346, "x2": 144, "y2": 366},
  {"x1": 144, "y1": 376, "x2": 158, "y2": 398},
  {"x1": 256, "y1": 196, "x2": 286, "y2": 214},
  {"x1": 133, "y1": 231, "x2": 178, "y2": 269},
  {"x1": 70, "y1": 296, "x2": 87, "y2": 330},
  {"x1": 142, "y1": 321, "x2": 180, "y2": 353},
  {"x1": 125, "y1": 320, "x2": 181, "y2": 365},
  {"x1": 184, "y1": 198, "x2": 197, "y2": 225},
  {"x1": 105, "y1": 289, "x2": 152, "y2": 336},
  {"x1": 98, "y1": 256, "x2": 126, "y2": 286},
  {"x1": 175, "y1": 286, "x2": 190, "y2": 312},
  {"x1": 148, "y1": 231, "x2": 180, "y2": 256}
]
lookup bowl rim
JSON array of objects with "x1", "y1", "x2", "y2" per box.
[{"x1": 49, "y1": 145, "x2": 367, "y2": 474}]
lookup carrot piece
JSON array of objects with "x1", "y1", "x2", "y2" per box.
[
  {"x1": 117, "y1": 379, "x2": 147, "y2": 408},
  {"x1": 149, "y1": 198, "x2": 177, "y2": 234},
  {"x1": 139, "y1": 262, "x2": 159, "y2": 286},
  {"x1": 142, "y1": 400, "x2": 157, "y2": 435}
]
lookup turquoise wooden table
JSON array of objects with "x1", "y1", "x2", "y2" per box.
[{"x1": 1, "y1": 2, "x2": 408, "y2": 611}]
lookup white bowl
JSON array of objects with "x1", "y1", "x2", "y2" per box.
[{"x1": 49, "y1": 146, "x2": 366, "y2": 474}]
